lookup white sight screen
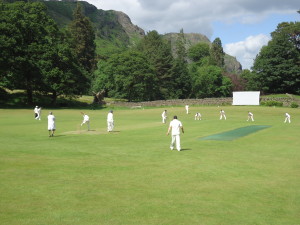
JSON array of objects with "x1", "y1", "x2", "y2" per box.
[{"x1": 232, "y1": 91, "x2": 260, "y2": 105}]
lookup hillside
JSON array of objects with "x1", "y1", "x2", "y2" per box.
[
  {"x1": 164, "y1": 33, "x2": 242, "y2": 73},
  {"x1": 5, "y1": 0, "x2": 242, "y2": 72}
]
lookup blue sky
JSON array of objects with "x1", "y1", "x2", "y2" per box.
[
  {"x1": 86, "y1": 0, "x2": 299, "y2": 70},
  {"x1": 212, "y1": 13, "x2": 299, "y2": 44}
]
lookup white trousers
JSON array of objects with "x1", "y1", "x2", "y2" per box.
[
  {"x1": 170, "y1": 134, "x2": 181, "y2": 151},
  {"x1": 284, "y1": 117, "x2": 291, "y2": 123},
  {"x1": 107, "y1": 121, "x2": 114, "y2": 131},
  {"x1": 220, "y1": 115, "x2": 226, "y2": 120},
  {"x1": 247, "y1": 116, "x2": 254, "y2": 121},
  {"x1": 81, "y1": 120, "x2": 90, "y2": 130}
]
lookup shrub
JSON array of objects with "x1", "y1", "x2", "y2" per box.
[
  {"x1": 261, "y1": 100, "x2": 283, "y2": 107},
  {"x1": 290, "y1": 102, "x2": 299, "y2": 108}
]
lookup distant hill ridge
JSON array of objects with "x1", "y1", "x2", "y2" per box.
[{"x1": 6, "y1": 0, "x2": 242, "y2": 72}]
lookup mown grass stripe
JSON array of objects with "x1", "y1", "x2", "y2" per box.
[{"x1": 200, "y1": 125, "x2": 271, "y2": 141}]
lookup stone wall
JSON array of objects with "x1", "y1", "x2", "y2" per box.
[
  {"x1": 109, "y1": 98, "x2": 232, "y2": 107},
  {"x1": 260, "y1": 97, "x2": 300, "y2": 107},
  {"x1": 108, "y1": 97, "x2": 300, "y2": 108}
]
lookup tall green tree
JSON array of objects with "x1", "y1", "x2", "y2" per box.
[
  {"x1": 0, "y1": 1, "x2": 59, "y2": 104},
  {"x1": 187, "y1": 42, "x2": 210, "y2": 63},
  {"x1": 137, "y1": 30, "x2": 175, "y2": 99},
  {"x1": 210, "y1": 37, "x2": 225, "y2": 68},
  {"x1": 68, "y1": 2, "x2": 96, "y2": 73},
  {"x1": 40, "y1": 31, "x2": 90, "y2": 104},
  {"x1": 240, "y1": 69, "x2": 261, "y2": 91},
  {"x1": 93, "y1": 50, "x2": 157, "y2": 101},
  {"x1": 191, "y1": 65, "x2": 226, "y2": 98},
  {"x1": 252, "y1": 21, "x2": 300, "y2": 94},
  {"x1": 172, "y1": 29, "x2": 191, "y2": 98}
]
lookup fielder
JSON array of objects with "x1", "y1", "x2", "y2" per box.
[
  {"x1": 220, "y1": 109, "x2": 226, "y2": 120},
  {"x1": 47, "y1": 112, "x2": 56, "y2": 137},
  {"x1": 167, "y1": 115, "x2": 184, "y2": 151},
  {"x1": 162, "y1": 110, "x2": 167, "y2": 123},
  {"x1": 284, "y1": 113, "x2": 291, "y2": 123},
  {"x1": 185, "y1": 104, "x2": 189, "y2": 114},
  {"x1": 195, "y1": 112, "x2": 201, "y2": 120},
  {"x1": 247, "y1": 111, "x2": 254, "y2": 121},
  {"x1": 107, "y1": 110, "x2": 114, "y2": 132},
  {"x1": 36, "y1": 106, "x2": 42, "y2": 120},
  {"x1": 81, "y1": 112, "x2": 90, "y2": 131},
  {"x1": 34, "y1": 106, "x2": 39, "y2": 119}
]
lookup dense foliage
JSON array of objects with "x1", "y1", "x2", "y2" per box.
[
  {"x1": 68, "y1": 3, "x2": 96, "y2": 73},
  {"x1": 92, "y1": 50, "x2": 157, "y2": 101},
  {"x1": 248, "y1": 21, "x2": 300, "y2": 95},
  {"x1": 1, "y1": 1, "x2": 299, "y2": 105},
  {"x1": 0, "y1": 1, "x2": 92, "y2": 104},
  {"x1": 92, "y1": 29, "x2": 232, "y2": 101}
]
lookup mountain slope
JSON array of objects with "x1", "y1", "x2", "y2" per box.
[
  {"x1": 6, "y1": 0, "x2": 242, "y2": 71},
  {"x1": 164, "y1": 32, "x2": 242, "y2": 73}
]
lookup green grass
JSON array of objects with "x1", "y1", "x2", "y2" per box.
[{"x1": 0, "y1": 106, "x2": 299, "y2": 225}]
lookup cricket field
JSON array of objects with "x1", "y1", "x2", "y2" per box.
[{"x1": 0, "y1": 106, "x2": 299, "y2": 225}]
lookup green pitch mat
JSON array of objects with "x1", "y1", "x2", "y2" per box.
[{"x1": 200, "y1": 125, "x2": 271, "y2": 141}]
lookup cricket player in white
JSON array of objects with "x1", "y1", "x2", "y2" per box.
[
  {"x1": 36, "y1": 107, "x2": 42, "y2": 120},
  {"x1": 167, "y1": 116, "x2": 184, "y2": 151},
  {"x1": 284, "y1": 113, "x2": 291, "y2": 123},
  {"x1": 195, "y1": 112, "x2": 201, "y2": 120},
  {"x1": 185, "y1": 105, "x2": 189, "y2": 114},
  {"x1": 107, "y1": 110, "x2": 114, "y2": 132},
  {"x1": 81, "y1": 112, "x2": 90, "y2": 131},
  {"x1": 34, "y1": 106, "x2": 39, "y2": 119},
  {"x1": 47, "y1": 112, "x2": 56, "y2": 137},
  {"x1": 162, "y1": 110, "x2": 167, "y2": 123},
  {"x1": 220, "y1": 109, "x2": 226, "y2": 120},
  {"x1": 247, "y1": 111, "x2": 254, "y2": 121}
]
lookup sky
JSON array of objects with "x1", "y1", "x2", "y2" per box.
[{"x1": 85, "y1": 0, "x2": 299, "y2": 70}]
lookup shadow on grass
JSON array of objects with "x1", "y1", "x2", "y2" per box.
[
  {"x1": 180, "y1": 148, "x2": 192, "y2": 151},
  {"x1": 49, "y1": 135, "x2": 67, "y2": 138},
  {"x1": 0, "y1": 92, "x2": 105, "y2": 110}
]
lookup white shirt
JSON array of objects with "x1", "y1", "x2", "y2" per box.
[
  {"x1": 162, "y1": 111, "x2": 167, "y2": 117},
  {"x1": 83, "y1": 114, "x2": 89, "y2": 122},
  {"x1": 107, "y1": 112, "x2": 113, "y2": 122},
  {"x1": 169, "y1": 119, "x2": 182, "y2": 135},
  {"x1": 34, "y1": 107, "x2": 38, "y2": 113},
  {"x1": 47, "y1": 114, "x2": 55, "y2": 129},
  {"x1": 285, "y1": 113, "x2": 290, "y2": 118}
]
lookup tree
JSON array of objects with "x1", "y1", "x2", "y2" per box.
[
  {"x1": 68, "y1": 2, "x2": 96, "y2": 73},
  {"x1": 240, "y1": 69, "x2": 261, "y2": 91},
  {"x1": 137, "y1": 30, "x2": 175, "y2": 99},
  {"x1": 252, "y1": 22, "x2": 300, "y2": 94},
  {"x1": 0, "y1": 1, "x2": 60, "y2": 104},
  {"x1": 40, "y1": 31, "x2": 90, "y2": 104},
  {"x1": 210, "y1": 37, "x2": 225, "y2": 68},
  {"x1": 224, "y1": 72, "x2": 246, "y2": 91},
  {"x1": 187, "y1": 42, "x2": 210, "y2": 63},
  {"x1": 172, "y1": 29, "x2": 191, "y2": 98},
  {"x1": 93, "y1": 50, "x2": 157, "y2": 102},
  {"x1": 191, "y1": 65, "x2": 230, "y2": 98}
]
